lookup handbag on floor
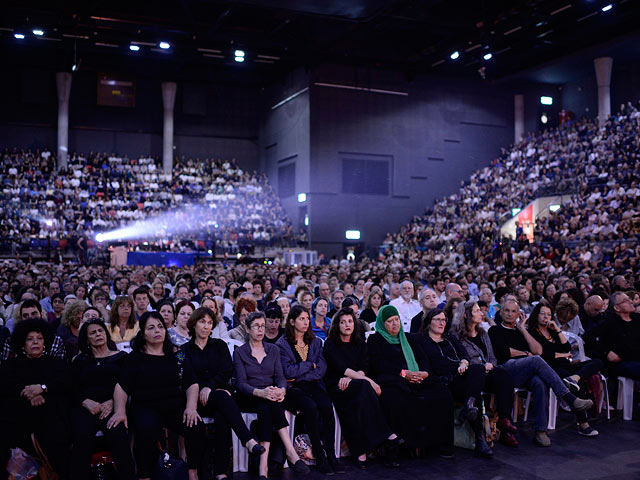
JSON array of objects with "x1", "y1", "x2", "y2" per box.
[
  {"x1": 152, "y1": 443, "x2": 188, "y2": 480},
  {"x1": 31, "y1": 434, "x2": 59, "y2": 480}
]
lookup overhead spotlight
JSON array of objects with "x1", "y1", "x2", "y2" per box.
[
  {"x1": 450, "y1": 51, "x2": 460, "y2": 60},
  {"x1": 14, "y1": 33, "x2": 25, "y2": 39},
  {"x1": 158, "y1": 41, "x2": 170, "y2": 49},
  {"x1": 234, "y1": 49, "x2": 245, "y2": 57},
  {"x1": 129, "y1": 44, "x2": 140, "y2": 51},
  {"x1": 234, "y1": 55, "x2": 245, "y2": 63},
  {"x1": 71, "y1": 64, "x2": 77, "y2": 72},
  {"x1": 95, "y1": 233, "x2": 105, "y2": 243},
  {"x1": 297, "y1": 193, "x2": 307, "y2": 203},
  {"x1": 511, "y1": 208, "x2": 521, "y2": 217},
  {"x1": 540, "y1": 96, "x2": 553, "y2": 105},
  {"x1": 549, "y1": 204, "x2": 561, "y2": 212},
  {"x1": 601, "y1": 4, "x2": 613, "y2": 12},
  {"x1": 483, "y1": 52, "x2": 493, "y2": 61},
  {"x1": 345, "y1": 230, "x2": 361, "y2": 240},
  {"x1": 32, "y1": 29, "x2": 44, "y2": 36},
  {"x1": 541, "y1": 113, "x2": 549, "y2": 124}
]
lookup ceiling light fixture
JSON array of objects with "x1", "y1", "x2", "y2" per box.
[
  {"x1": 450, "y1": 51, "x2": 460, "y2": 60},
  {"x1": 483, "y1": 52, "x2": 493, "y2": 60},
  {"x1": 129, "y1": 44, "x2": 140, "y2": 51},
  {"x1": 158, "y1": 41, "x2": 170, "y2": 49},
  {"x1": 32, "y1": 29, "x2": 44, "y2": 36},
  {"x1": 601, "y1": 4, "x2": 613, "y2": 12},
  {"x1": 14, "y1": 33, "x2": 25, "y2": 39}
]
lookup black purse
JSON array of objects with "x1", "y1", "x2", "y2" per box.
[{"x1": 152, "y1": 450, "x2": 188, "y2": 480}]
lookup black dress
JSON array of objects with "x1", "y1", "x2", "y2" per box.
[
  {"x1": 323, "y1": 338, "x2": 391, "y2": 456},
  {"x1": 182, "y1": 338, "x2": 254, "y2": 476},
  {"x1": 0, "y1": 354, "x2": 72, "y2": 477},
  {"x1": 366, "y1": 333, "x2": 453, "y2": 449},
  {"x1": 70, "y1": 351, "x2": 135, "y2": 480},
  {"x1": 118, "y1": 350, "x2": 206, "y2": 478}
]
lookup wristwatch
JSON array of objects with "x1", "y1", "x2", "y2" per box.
[{"x1": 41, "y1": 384, "x2": 48, "y2": 393}]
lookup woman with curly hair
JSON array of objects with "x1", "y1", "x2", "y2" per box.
[{"x1": 0, "y1": 319, "x2": 72, "y2": 478}]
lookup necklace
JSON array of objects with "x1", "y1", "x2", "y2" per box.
[
  {"x1": 294, "y1": 343, "x2": 309, "y2": 361},
  {"x1": 434, "y1": 337, "x2": 461, "y2": 364},
  {"x1": 537, "y1": 328, "x2": 553, "y2": 342}
]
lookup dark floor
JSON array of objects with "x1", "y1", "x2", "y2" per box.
[{"x1": 233, "y1": 410, "x2": 640, "y2": 480}]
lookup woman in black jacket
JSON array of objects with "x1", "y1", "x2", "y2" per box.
[
  {"x1": 0, "y1": 319, "x2": 72, "y2": 478},
  {"x1": 70, "y1": 318, "x2": 135, "y2": 480},
  {"x1": 107, "y1": 311, "x2": 206, "y2": 480},
  {"x1": 182, "y1": 307, "x2": 265, "y2": 480},
  {"x1": 323, "y1": 308, "x2": 402, "y2": 469},
  {"x1": 417, "y1": 308, "x2": 493, "y2": 457}
]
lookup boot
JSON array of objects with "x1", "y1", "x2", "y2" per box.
[
  {"x1": 315, "y1": 449, "x2": 334, "y2": 475},
  {"x1": 459, "y1": 396, "x2": 479, "y2": 424},
  {"x1": 472, "y1": 418, "x2": 493, "y2": 458},
  {"x1": 327, "y1": 452, "x2": 345, "y2": 474}
]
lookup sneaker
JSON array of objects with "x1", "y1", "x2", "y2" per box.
[
  {"x1": 534, "y1": 431, "x2": 551, "y2": 447},
  {"x1": 578, "y1": 425, "x2": 599, "y2": 437},
  {"x1": 571, "y1": 397, "x2": 593, "y2": 412},
  {"x1": 563, "y1": 376, "x2": 580, "y2": 393}
]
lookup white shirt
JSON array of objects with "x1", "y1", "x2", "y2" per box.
[{"x1": 389, "y1": 297, "x2": 422, "y2": 332}]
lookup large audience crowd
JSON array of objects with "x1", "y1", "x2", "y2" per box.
[
  {"x1": 0, "y1": 152, "x2": 301, "y2": 257},
  {"x1": 1, "y1": 100, "x2": 640, "y2": 480},
  {"x1": 0, "y1": 246, "x2": 638, "y2": 479},
  {"x1": 382, "y1": 100, "x2": 640, "y2": 267}
]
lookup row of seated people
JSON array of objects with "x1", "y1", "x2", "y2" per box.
[
  {"x1": 9, "y1": 284, "x2": 640, "y2": 480},
  {"x1": 382, "y1": 100, "x2": 640, "y2": 267},
  {"x1": 0, "y1": 150, "x2": 300, "y2": 253}
]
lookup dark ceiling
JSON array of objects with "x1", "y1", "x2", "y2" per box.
[{"x1": 1, "y1": 0, "x2": 639, "y2": 84}]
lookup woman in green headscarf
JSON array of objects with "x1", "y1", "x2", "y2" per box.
[{"x1": 367, "y1": 305, "x2": 455, "y2": 456}]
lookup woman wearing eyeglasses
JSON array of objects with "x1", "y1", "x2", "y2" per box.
[{"x1": 417, "y1": 308, "x2": 493, "y2": 458}]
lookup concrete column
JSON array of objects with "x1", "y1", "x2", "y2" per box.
[
  {"x1": 161, "y1": 82, "x2": 177, "y2": 174},
  {"x1": 56, "y1": 72, "x2": 72, "y2": 169},
  {"x1": 514, "y1": 94, "x2": 524, "y2": 143},
  {"x1": 594, "y1": 57, "x2": 613, "y2": 126}
]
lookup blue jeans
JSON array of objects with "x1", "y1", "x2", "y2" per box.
[{"x1": 502, "y1": 356, "x2": 570, "y2": 432}]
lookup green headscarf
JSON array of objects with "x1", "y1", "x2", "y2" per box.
[{"x1": 375, "y1": 305, "x2": 419, "y2": 372}]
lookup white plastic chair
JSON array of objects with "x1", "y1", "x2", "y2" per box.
[
  {"x1": 225, "y1": 338, "x2": 244, "y2": 357},
  {"x1": 617, "y1": 377, "x2": 636, "y2": 421},
  {"x1": 516, "y1": 388, "x2": 558, "y2": 430},
  {"x1": 285, "y1": 406, "x2": 342, "y2": 458},
  {"x1": 231, "y1": 412, "x2": 257, "y2": 472}
]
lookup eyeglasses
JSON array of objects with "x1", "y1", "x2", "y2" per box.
[{"x1": 250, "y1": 324, "x2": 266, "y2": 330}]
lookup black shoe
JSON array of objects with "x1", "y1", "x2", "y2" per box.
[
  {"x1": 437, "y1": 446, "x2": 455, "y2": 459},
  {"x1": 328, "y1": 455, "x2": 345, "y2": 474},
  {"x1": 384, "y1": 438, "x2": 401, "y2": 467},
  {"x1": 315, "y1": 453, "x2": 334, "y2": 475},
  {"x1": 459, "y1": 397, "x2": 479, "y2": 424},
  {"x1": 250, "y1": 444, "x2": 266, "y2": 457},
  {"x1": 355, "y1": 458, "x2": 368, "y2": 470},
  {"x1": 291, "y1": 459, "x2": 311, "y2": 475}
]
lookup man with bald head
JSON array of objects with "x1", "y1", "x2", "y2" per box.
[
  {"x1": 317, "y1": 282, "x2": 331, "y2": 299},
  {"x1": 437, "y1": 282, "x2": 464, "y2": 309},
  {"x1": 580, "y1": 295, "x2": 606, "y2": 331},
  {"x1": 410, "y1": 288, "x2": 438, "y2": 333},
  {"x1": 389, "y1": 280, "x2": 421, "y2": 332}
]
